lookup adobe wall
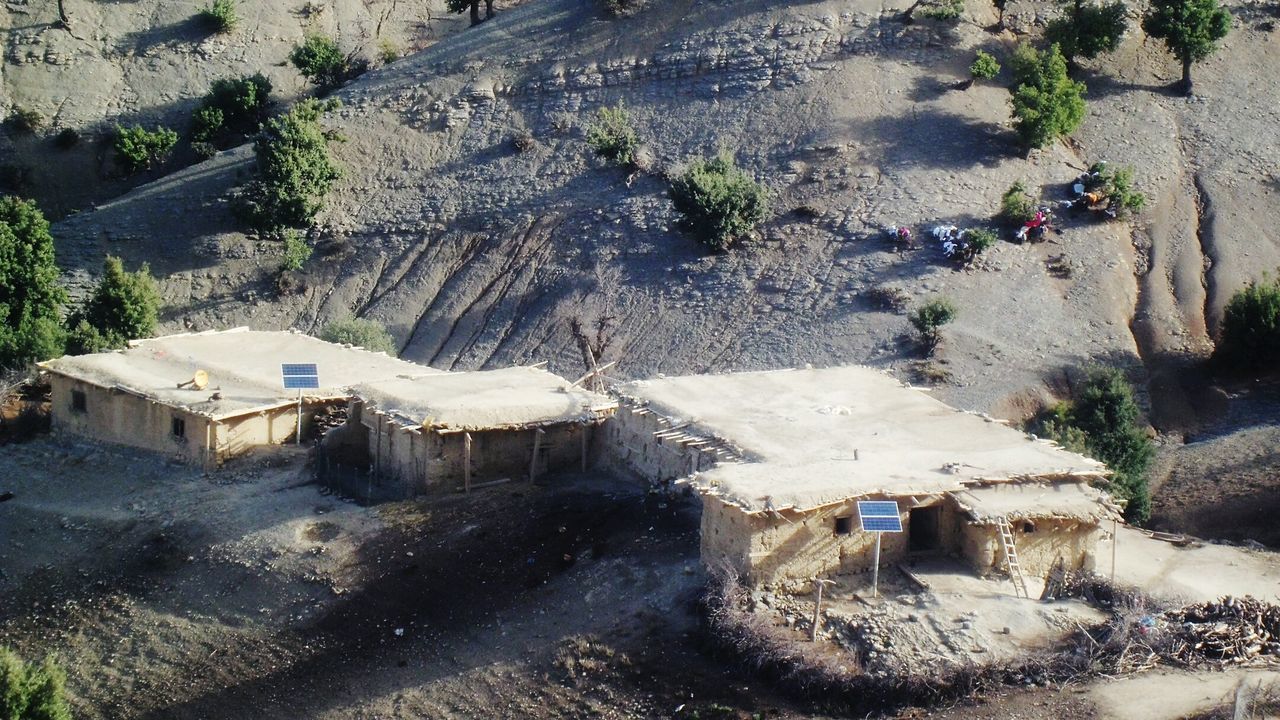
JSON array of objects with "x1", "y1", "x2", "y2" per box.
[
  {"x1": 212, "y1": 404, "x2": 303, "y2": 461},
  {"x1": 605, "y1": 404, "x2": 710, "y2": 489},
  {"x1": 361, "y1": 409, "x2": 599, "y2": 499},
  {"x1": 960, "y1": 519, "x2": 1102, "y2": 580},
  {"x1": 49, "y1": 376, "x2": 213, "y2": 465}
]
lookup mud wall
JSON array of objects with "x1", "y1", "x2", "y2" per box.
[
  {"x1": 213, "y1": 405, "x2": 302, "y2": 462},
  {"x1": 49, "y1": 376, "x2": 213, "y2": 465},
  {"x1": 959, "y1": 519, "x2": 1102, "y2": 579},
  {"x1": 361, "y1": 409, "x2": 598, "y2": 499},
  {"x1": 605, "y1": 404, "x2": 710, "y2": 488}
]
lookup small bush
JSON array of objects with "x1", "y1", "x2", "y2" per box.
[
  {"x1": 377, "y1": 38, "x2": 400, "y2": 64},
  {"x1": 236, "y1": 99, "x2": 342, "y2": 232},
  {"x1": 1099, "y1": 165, "x2": 1146, "y2": 216},
  {"x1": 199, "y1": 0, "x2": 239, "y2": 33},
  {"x1": 999, "y1": 181, "x2": 1037, "y2": 224},
  {"x1": 281, "y1": 229, "x2": 312, "y2": 272},
  {"x1": 909, "y1": 298, "x2": 957, "y2": 354},
  {"x1": 53, "y1": 127, "x2": 80, "y2": 149},
  {"x1": 1009, "y1": 43, "x2": 1086, "y2": 150},
  {"x1": 1216, "y1": 273, "x2": 1280, "y2": 371},
  {"x1": 919, "y1": 0, "x2": 964, "y2": 20},
  {"x1": 113, "y1": 124, "x2": 178, "y2": 174},
  {"x1": 669, "y1": 151, "x2": 768, "y2": 251},
  {"x1": 320, "y1": 317, "x2": 397, "y2": 355},
  {"x1": 191, "y1": 74, "x2": 273, "y2": 149},
  {"x1": 970, "y1": 50, "x2": 1001, "y2": 80},
  {"x1": 585, "y1": 103, "x2": 639, "y2": 167},
  {"x1": 965, "y1": 227, "x2": 997, "y2": 256},
  {"x1": 0, "y1": 647, "x2": 72, "y2": 720},
  {"x1": 6, "y1": 107, "x2": 44, "y2": 134},
  {"x1": 1045, "y1": 0, "x2": 1127, "y2": 62},
  {"x1": 290, "y1": 35, "x2": 351, "y2": 89},
  {"x1": 512, "y1": 131, "x2": 536, "y2": 153},
  {"x1": 600, "y1": 0, "x2": 646, "y2": 16}
]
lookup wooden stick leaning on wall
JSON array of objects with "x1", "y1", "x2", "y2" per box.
[
  {"x1": 529, "y1": 428, "x2": 545, "y2": 485},
  {"x1": 464, "y1": 432, "x2": 473, "y2": 494}
]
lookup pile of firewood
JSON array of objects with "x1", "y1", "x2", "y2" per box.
[{"x1": 1163, "y1": 596, "x2": 1280, "y2": 664}]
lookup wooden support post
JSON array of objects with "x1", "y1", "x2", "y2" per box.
[
  {"x1": 529, "y1": 428, "x2": 545, "y2": 484},
  {"x1": 811, "y1": 578, "x2": 834, "y2": 642},
  {"x1": 1111, "y1": 519, "x2": 1118, "y2": 585},
  {"x1": 464, "y1": 432, "x2": 473, "y2": 493}
]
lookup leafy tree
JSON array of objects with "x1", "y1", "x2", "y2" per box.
[
  {"x1": 668, "y1": 151, "x2": 768, "y2": 251},
  {"x1": 191, "y1": 74, "x2": 273, "y2": 153},
  {"x1": 113, "y1": 124, "x2": 178, "y2": 174},
  {"x1": 321, "y1": 317, "x2": 397, "y2": 355},
  {"x1": 1069, "y1": 368, "x2": 1154, "y2": 523},
  {"x1": 969, "y1": 50, "x2": 1001, "y2": 82},
  {"x1": 585, "y1": 103, "x2": 639, "y2": 167},
  {"x1": 289, "y1": 35, "x2": 352, "y2": 88},
  {"x1": 0, "y1": 197, "x2": 66, "y2": 370},
  {"x1": 198, "y1": 0, "x2": 238, "y2": 33},
  {"x1": 65, "y1": 256, "x2": 160, "y2": 355},
  {"x1": 1215, "y1": 273, "x2": 1280, "y2": 370},
  {"x1": 1008, "y1": 43, "x2": 1086, "y2": 150},
  {"x1": 0, "y1": 647, "x2": 72, "y2": 720},
  {"x1": 909, "y1": 298, "x2": 956, "y2": 354},
  {"x1": 1045, "y1": 0, "x2": 1128, "y2": 64},
  {"x1": 1143, "y1": 0, "x2": 1231, "y2": 95},
  {"x1": 236, "y1": 99, "x2": 343, "y2": 233}
]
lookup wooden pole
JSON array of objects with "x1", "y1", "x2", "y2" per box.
[
  {"x1": 529, "y1": 428, "x2": 544, "y2": 484},
  {"x1": 464, "y1": 432, "x2": 472, "y2": 493},
  {"x1": 1111, "y1": 519, "x2": 1118, "y2": 585},
  {"x1": 810, "y1": 579, "x2": 833, "y2": 642},
  {"x1": 295, "y1": 389, "x2": 303, "y2": 445},
  {"x1": 871, "y1": 532, "x2": 882, "y2": 598}
]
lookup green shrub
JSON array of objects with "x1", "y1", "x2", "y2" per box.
[
  {"x1": 965, "y1": 228, "x2": 997, "y2": 256},
  {"x1": 1045, "y1": 0, "x2": 1128, "y2": 62},
  {"x1": 113, "y1": 124, "x2": 178, "y2": 174},
  {"x1": 199, "y1": 0, "x2": 239, "y2": 33},
  {"x1": 66, "y1": 256, "x2": 160, "y2": 355},
  {"x1": 919, "y1": 0, "x2": 964, "y2": 20},
  {"x1": 191, "y1": 74, "x2": 273, "y2": 150},
  {"x1": 1215, "y1": 273, "x2": 1280, "y2": 371},
  {"x1": 585, "y1": 103, "x2": 639, "y2": 167},
  {"x1": 290, "y1": 35, "x2": 351, "y2": 88},
  {"x1": 53, "y1": 128, "x2": 80, "y2": 149},
  {"x1": 321, "y1": 317, "x2": 397, "y2": 355},
  {"x1": 999, "y1": 181, "x2": 1036, "y2": 224},
  {"x1": 1008, "y1": 43, "x2": 1086, "y2": 150},
  {"x1": 668, "y1": 151, "x2": 768, "y2": 251},
  {"x1": 0, "y1": 197, "x2": 67, "y2": 370},
  {"x1": 281, "y1": 229, "x2": 313, "y2": 272},
  {"x1": 970, "y1": 50, "x2": 1001, "y2": 80},
  {"x1": 236, "y1": 99, "x2": 342, "y2": 232},
  {"x1": 377, "y1": 38, "x2": 400, "y2": 64},
  {"x1": 1099, "y1": 165, "x2": 1146, "y2": 216},
  {"x1": 6, "y1": 107, "x2": 44, "y2": 134},
  {"x1": 909, "y1": 298, "x2": 957, "y2": 354},
  {"x1": 0, "y1": 648, "x2": 72, "y2": 720},
  {"x1": 1143, "y1": 0, "x2": 1231, "y2": 95}
]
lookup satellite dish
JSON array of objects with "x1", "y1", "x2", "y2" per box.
[{"x1": 177, "y1": 370, "x2": 210, "y2": 390}]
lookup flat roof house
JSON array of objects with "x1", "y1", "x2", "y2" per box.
[
  {"x1": 39, "y1": 328, "x2": 441, "y2": 467},
  {"x1": 610, "y1": 367, "x2": 1118, "y2": 588}
]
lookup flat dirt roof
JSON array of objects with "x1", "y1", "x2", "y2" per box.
[
  {"x1": 951, "y1": 481, "x2": 1120, "y2": 523},
  {"x1": 354, "y1": 366, "x2": 617, "y2": 432},
  {"x1": 40, "y1": 328, "x2": 439, "y2": 419},
  {"x1": 620, "y1": 367, "x2": 1107, "y2": 513}
]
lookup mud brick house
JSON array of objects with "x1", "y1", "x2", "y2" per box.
[
  {"x1": 323, "y1": 367, "x2": 618, "y2": 499},
  {"x1": 611, "y1": 367, "x2": 1118, "y2": 587}
]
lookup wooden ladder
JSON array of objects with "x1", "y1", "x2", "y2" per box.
[{"x1": 997, "y1": 518, "x2": 1030, "y2": 599}]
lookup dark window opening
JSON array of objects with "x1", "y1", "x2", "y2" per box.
[
  {"x1": 71, "y1": 390, "x2": 86, "y2": 413},
  {"x1": 909, "y1": 506, "x2": 942, "y2": 552},
  {"x1": 171, "y1": 417, "x2": 186, "y2": 439},
  {"x1": 834, "y1": 516, "x2": 853, "y2": 536},
  {"x1": 1022, "y1": 521, "x2": 1036, "y2": 534}
]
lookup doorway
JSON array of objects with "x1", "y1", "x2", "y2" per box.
[{"x1": 909, "y1": 505, "x2": 941, "y2": 552}]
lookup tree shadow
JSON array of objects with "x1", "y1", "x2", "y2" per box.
[
  {"x1": 846, "y1": 111, "x2": 1016, "y2": 171},
  {"x1": 1075, "y1": 68, "x2": 1177, "y2": 100},
  {"x1": 116, "y1": 15, "x2": 209, "y2": 55}
]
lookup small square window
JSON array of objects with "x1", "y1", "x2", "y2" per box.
[
  {"x1": 71, "y1": 390, "x2": 86, "y2": 413},
  {"x1": 834, "y1": 516, "x2": 853, "y2": 536},
  {"x1": 171, "y1": 417, "x2": 186, "y2": 439}
]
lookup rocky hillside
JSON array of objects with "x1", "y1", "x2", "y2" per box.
[{"x1": 38, "y1": 0, "x2": 1280, "y2": 428}]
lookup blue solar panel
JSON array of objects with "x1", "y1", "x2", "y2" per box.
[
  {"x1": 281, "y1": 363, "x2": 319, "y2": 377},
  {"x1": 283, "y1": 375, "x2": 320, "y2": 389},
  {"x1": 861, "y1": 516, "x2": 903, "y2": 532},
  {"x1": 858, "y1": 501, "x2": 900, "y2": 517}
]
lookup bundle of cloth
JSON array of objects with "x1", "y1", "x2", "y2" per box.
[
  {"x1": 1014, "y1": 208, "x2": 1052, "y2": 242},
  {"x1": 933, "y1": 224, "x2": 974, "y2": 261},
  {"x1": 1063, "y1": 162, "x2": 1119, "y2": 218}
]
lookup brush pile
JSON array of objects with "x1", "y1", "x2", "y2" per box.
[{"x1": 1164, "y1": 596, "x2": 1280, "y2": 665}]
